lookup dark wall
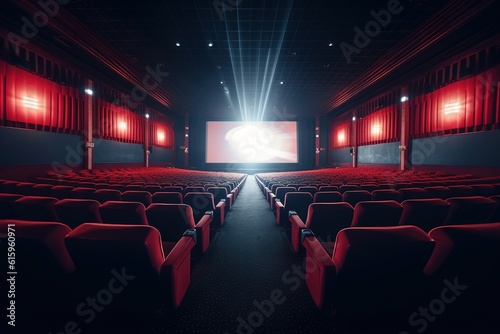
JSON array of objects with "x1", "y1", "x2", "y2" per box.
[
  {"x1": 410, "y1": 130, "x2": 500, "y2": 167},
  {"x1": 149, "y1": 147, "x2": 174, "y2": 166},
  {"x1": 92, "y1": 139, "x2": 144, "y2": 164},
  {"x1": 330, "y1": 148, "x2": 352, "y2": 164},
  {"x1": 358, "y1": 142, "x2": 400, "y2": 165}
]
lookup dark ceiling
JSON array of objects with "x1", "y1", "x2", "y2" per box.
[{"x1": 2, "y1": 0, "x2": 499, "y2": 121}]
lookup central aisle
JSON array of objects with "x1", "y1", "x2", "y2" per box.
[{"x1": 151, "y1": 175, "x2": 336, "y2": 333}]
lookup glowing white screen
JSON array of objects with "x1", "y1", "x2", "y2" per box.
[{"x1": 206, "y1": 122, "x2": 298, "y2": 163}]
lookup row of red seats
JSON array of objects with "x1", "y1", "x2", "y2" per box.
[
  {"x1": 301, "y1": 222, "x2": 500, "y2": 313},
  {"x1": 0, "y1": 219, "x2": 197, "y2": 315}
]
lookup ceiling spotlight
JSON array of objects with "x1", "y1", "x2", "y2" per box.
[
  {"x1": 175, "y1": 42, "x2": 180, "y2": 47},
  {"x1": 329, "y1": 43, "x2": 333, "y2": 47},
  {"x1": 84, "y1": 88, "x2": 93, "y2": 95},
  {"x1": 220, "y1": 81, "x2": 224, "y2": 84},
  {"x1": 208, "y1": 42, "x2": 213, "y2": 47},
  {"x1": 145, "y1": 113, "x2": 150, "y2": 119},
  {"x1": 352, "y1": 116, "x2": 356, "y2": 121},
  {"x1": 280, "y1": 81, "x2": 284, "y2": 85},
  {"x1": 401, "y1": 96, "x2": 409, "y2": 102}
]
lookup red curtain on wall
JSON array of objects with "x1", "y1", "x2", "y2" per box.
[
  {"x1": 357, "y1": 105, "x2": 399, "y2": 146},
  {"x1": 149, "y1": 111, "x2": 174, "y2": 149},
  {"x1": 330, "y1": 113, "x2": 352, "y2": 149},
  {"x1": 410, "y1": 65, "x2": 500, "y2": 137},
  {"x1": 94, "y1": 99, "x2": 144, "y2": 143},
  {"x1": 2, "y1": 61, "x2": 83, "y2": 133}
]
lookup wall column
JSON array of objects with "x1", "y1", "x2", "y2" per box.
[
  {"x1": 83, "y1": 79, "x2": 93, "y2": 170},
  {"x1": 184, "y1": 114, "x2": 189, "y2": 168},
  {"x1": 400, "y1": 86, "x2": 410, "y2": 170},
  {"x1": 144, "y1": 113, "x2": 150, "y2": 168},
  {"x1": 352, "y1": 112, "x2": 358, "y2": 167}
]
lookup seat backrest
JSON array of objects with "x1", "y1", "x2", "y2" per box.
[
  {"x1": 397, "y1": 187, "x2": 428, "y2": 202},
  {"x1": 93, "y1": 189, "x2": 122, "y2": 203},
  {"x1": 444, "y1": 196, "x2": 496, "y2": 225},
  {"x1": 398, "y1": 198, "x2": 450, "y2": 232},
  {"x1": 423, "y1": 186, "x2": 452, "y2": 200},
  {"x1": 470, "y1": 184, "x2": 496, "y2": 197},
  {"x1": 332, "y1": 226, "x2": 434, "y2": 299},
  {"x1": 313, "y1": 191, "x2": 343, "y2": 203},
  {"x1": 13, "y1": 196, "x2": 60, "y2": 222},
  {"x1": 14, "y1": 182, "x2": 36, "y2": 195},
  {"x1": 447, "y1": 185, "x2": 474, "y2": 197},
  {"x1": 125, "y1": 184, "x2": 144, "y2": 191},
  {"x1": 70, "y1": 187, "x2": 97, "y2": 200},
  {"x1": 163, "y1": 186, "x2": 185, "y2": 195},
  {"x1": 185, "y1": 186, "x2": 205, "y2": 193},
  {"x1": 298, "y1": 186, "x2": 318, "y2": 196},
  {"x1": 351, "y1": 200, "x2": 403, "y2": 227},
  {"x1": 207, "y1": 187, "x2": 228, "y2": 204},
  {"x1": 275, "y1": 187, "x2": 296, "y2": 202},
  {"x1": 306, "y1": 202, "x2": 353, "y2": 242},
  {"x1": 146, "y1": 204, "x2": 196, "y2": 242},
  {"x1": 371, "y1": 189, "x2": 399, "y2": 201},
  {"x1": 184, "y1": 192, "x2": 216, "y2": 222},
  {"x1": 489, "y1": 195, "x2": 500, "y2": 222},
  {"x1": 98, "y1": 201, "x2": 149, "y2": 225},
  {"x1": 50, "y1": 185, "x2": 75, "y2": 200},
  {"x1": 65, "y1": 223, "x2": 165, "y2": 309},
  {"x1": 32, "y1": 184, "x2": 54, "y2": 197},
  {"x1": 0, "y1": 220, "x2": 74, "y2": 300},
  {"x1": 425, "y1": 223, "x2": 500, "y2": 287},
  {"x1": 339, "y1": 185, "x2": 359, "y2": 194},
  {"x1": 318, "y1": 186, "x2": 338, "y2": 192},
  {"x1": 152, "y1": 192, "x2": 183, "y2": 204},
  {"x1": 121, "y1": 190, "x2": 153, "y2": 207},
  {"x1": 342, "y1": 190, "x2": 372, "y2": 207},
  {"x1": 284, "y1": 192, "x2": 313, "y2": 222},
  {"x1": 144, "y1": 185, "x2": 163, "y2": 194},
  {"x1": 359, "y1": 184, "x2": 379, "y2": 193},
  {"x1": 270, "y1": 184, "x2": 285, "y2": 194},
  {"x1": 55, "y1": 199, "x2": 102, "y2": 229},
  {"x1": 0, "y1": 193, "x2": 23, "y2": 219}
]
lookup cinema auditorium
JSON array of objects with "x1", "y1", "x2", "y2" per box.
[{"x1": 1, "y1": 0, "x2": 500, "y2": 333}]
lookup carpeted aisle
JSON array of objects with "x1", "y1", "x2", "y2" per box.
[{"x1": 147, "y1": 175, "x2": 337, "y2": 334}]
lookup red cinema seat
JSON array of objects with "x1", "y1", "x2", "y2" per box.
[
  {"x1": 49, "y1": 185, "x2": 75, "y2": 200},
  {"x1": 397, "y1": 187, "x2": 428, "y2": 202},
  {"x1": 13, "y1": 196, "x2": 60, "y2": 222},
  {"x1": 185, "y1": 186, "x2": 205, "y2": 193},
  {"x1": 70, "y1": 187, "x2": 97, "y2": 200},
  {"x1": 290, "y1": 202, "x2": 353, "y2": 254},
  {"x1": 152, "y1": 192, "x2": 183, "y2": 204},
  {"x1": 424, "y1": 223, "x2": 500, "y2": 313},
  {"x1": 144, "y1": 185, "x2": 162, "y2": 194},
  {"x1": 65, "y1": 223, "x2": 196, "y2": 310},
  {"x1": 276, "y1": 192, "x2": 313, "y2": 226},
  {"x1": 55, "y1": 199, "x2": 102, "y2": 229},
  {"x1": 443, "y1": 196, "x2": 496, "y2": 225},
  {"x1": 0, "y1": 220, "x2": 75, "y2": 317},
  {"x1": 14, "y1": 182, "x2": 36, "y2": 195},
  {"x1": 93, "y1": 189, "x2": 122, "y2": 203},
  {"x1": 470, "y1": 184, "x2": 496, "y2": 197},
  {"x1": 125, "y1": 184, "x2": 144, "y2": 191},
  {"x1": 423, "y1": 186, "x2": 452, "y2": 200},
  {"x1": 398, "y1": 199, "x2": 451, "y2": 232},
  {"x1": 272, "y1": 187, "x2": 296, "y2": 211},
  {"x1": 338, "y1": 185, "x2": 359, "y2": 194},
  {"x1": 163, "y1": 186, "x2": 185, "y2": 195},
  {"x1": 121, "y1": 190, "x2": 153, "y2": 207},
  {"x1": 351, "y1": 200, "x2": 403, "y2": 227},
  {"x1": 302, "y1": 226, "x2": 434, "y2": 311},
  {"x1": 318, "y1": 186, "x2": 339, "y2": 192},
  {"x1": 207, "y1": 187, "x2": 231, "y2": 210},
  {"x1": 371, "y1": 189, "x2": 399, "y2": 201},
  {"x1": 32, "y1": 184, "x2": 54, "y2": 197},
  {"x1": 0, "y1": 180, "x2": 19, "y2": 193},
  {"x1": 298, "y1": 186, "x2": 318, "y2": 197},
  {"x1": 313, "y1": 191, "x2": 343, "y2": 203},
  {"x1": 184, "y1": 192, "x2": 225, "y2": 227},
  {"x1": 342, "y1": 190, "x2": 372, "y2": 207},
  {"x1": 489, "y1": 195, "x2": 500, "y2": 222},
  {"x1": 0, "y1": 193, "x2": 23, "y2": 219},
  {"x1": 98, "y1": 201, "x2": 149, "y2": 225},
  {"x1": 447, "y1": 185, "x2": 474, "y2": 197},
  {"x1": 146, "y1": 203, "x2": 212, "y2": 254}
]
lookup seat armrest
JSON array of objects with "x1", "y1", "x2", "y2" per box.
[
  {"x1": 290, "y1": 213, "x2": 307, "y2": 253},
  {"x1": 275, "y1": 200, "x2": 284, "y2": 224},
  {"x1": 162, "y1": 233, "x2": 196, "y2": 267},
  {"x1": 182, "y1": 228, "x2": 197, "y2": 243},
  {"x1": 300, "y1": 228, "x2": 315, "y2": 242},
  {"x1": 302, "y1": 233, "x2": 334, "y2": 267},
  {"x1": 195, "y1": 214, "x2": 212, "y2": 229}
]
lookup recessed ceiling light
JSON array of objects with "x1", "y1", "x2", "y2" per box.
[
  {"x1": 220, "y1": 81, "x2": 224, "y2": 84},
  {"x1": 208, "y1": 42, "x2": 213, "y2": 47},
  {"x1": 280, "y1": 81, "x2": 284, "y2": 85},
  {"x1": 329, "y1": 43, "x2": 333, "y2": 47},
  {"x1": 175, "y1": 42, "x2": 180, "y2": 47}
]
